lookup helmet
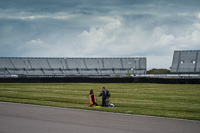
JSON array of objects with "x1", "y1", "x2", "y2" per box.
[{"x1": 110, "y1": 103, "x2": 114, "y2": 107}]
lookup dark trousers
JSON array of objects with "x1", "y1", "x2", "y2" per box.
[{"x1": 101, "y1": 98, "x2": 109, "y2": 107}]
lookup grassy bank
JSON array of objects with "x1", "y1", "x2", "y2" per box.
[{"x1": 0, "y1": 83, "x2": 199, "y2": 120}]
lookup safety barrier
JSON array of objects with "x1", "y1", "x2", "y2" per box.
[{"x1": 0, "y1": 77, "x2": 199, "y2": 84}]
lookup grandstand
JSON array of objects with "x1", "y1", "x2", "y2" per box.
[
  {"x1": 0, "y1": 57, "x2": 146, "y2": 77},
  {"x1": 171, "y1": 50, "x2": 200, "y2": 73}
]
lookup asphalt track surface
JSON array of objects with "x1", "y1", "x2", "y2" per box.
[{"x1": 0, "y1": 102, "x2": 199, "y2": 133}]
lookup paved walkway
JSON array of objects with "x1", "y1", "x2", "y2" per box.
[{"x1": 0, "y1": 102, "x2": 199, "y2": 133}]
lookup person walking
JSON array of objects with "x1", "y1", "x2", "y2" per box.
[{"x1": 98, "y1": 86, "x2": 111, "y2": 107}]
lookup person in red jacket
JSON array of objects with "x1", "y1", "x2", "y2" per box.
[{"x1": 89, "y1": 89, "x2": 98, "y2": 107}]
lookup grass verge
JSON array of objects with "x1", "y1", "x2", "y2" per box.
[{"x1": 0, "y1": 83, "x2": 200, "y2": 120}]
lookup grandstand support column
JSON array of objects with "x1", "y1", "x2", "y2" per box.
[
  {"x1": 23, "y1": 60, "x2": 29, "y2": 74},
  {"x1": 4, "y1": 69, "x2": 5, "y2": 77},
  {"x1": 4, "y1": 68, "x2": 11, "y2": 76},
  {"x1": 41, "y1": 68, "x2": 45, "y2": 74},
  {"x1": 27, "y1": 59, "x2": 33, "y2": 69},
  {"x1": 194, "y1": 51, "x2": 199, "y2": 72},
  {"x1": 64, "y1": 58, "x2": 69, "y2": 69},
  {"x1": 176, "y1": 51, "x2": 181, "y2": 73},
  {"x1": 102, "y1": 58, "x2": 105, "y2": 69},
  {"x1": 134, "y1": 59, "x2": 137, "y2": 75},
  {"x1": 60, "y1": 61, "x2": 65, "y2": 75},
  {"x1": 23, "y1": 68, "x2": 28, "y2": 74},
  {"x1": 46, "y1": 59, "x2": 52, "y2": 69},
  {"x1": 139, "y1": 58, "x2": 141, "y2": 70},
  {"x1": 97, "y1": 60, "x2": 102, "y2": 75},
  {"x1": 77, "y1": 68, "x2": 80, "y2": 74},
  {"x1": 120, "y1": 58, "x2": 124, "y2": 68},
  {"x1": 83, "y1": 58, "x2": 87, "y2": 69},
  {"x1": 60, "y1": 68, "x2": 64, "y2": 74},
  {"x1": 112, "y1": 68, "x2": 115, "y2": 74},
  {"x1": 9, "y1": 58, "x2": 16, "y2": 69},
  {"x1": 28, "y1": 59, "x2": 33, "y2": 74}
]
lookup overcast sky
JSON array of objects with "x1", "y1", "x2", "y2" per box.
[{"x1": 0, "y1": 0, "x2": 200, "y2": 69}]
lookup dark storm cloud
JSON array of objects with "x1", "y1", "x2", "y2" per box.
[
  {"x1": 1, "y1": 0, "x2": 198, "y2": 14},
  {"x1": 0, "y1": 0, "x2": 79, "y2": 13}
]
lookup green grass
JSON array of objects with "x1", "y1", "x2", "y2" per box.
[{"x1": 0, "y1": 83, "x2": 200, "y2": 120}]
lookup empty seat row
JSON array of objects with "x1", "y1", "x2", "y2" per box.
[{"x1": 0, "y1": 57, "x2": 147, "y2": 75}]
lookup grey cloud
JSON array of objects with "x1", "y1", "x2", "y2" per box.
[
  {"x1": 0, "y1": 0, "x2": 80, "y2": 13},
  {"x1": 0, "y1": 0, "x2": 200, "y2": 68}
]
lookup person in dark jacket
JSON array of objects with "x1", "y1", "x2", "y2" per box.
[
  {"x1": 89, "y1": 89, "x2": 98, "y2": 107},
  {"x1": 98, "y1": 86, "x2": 111, "y2": 107}
]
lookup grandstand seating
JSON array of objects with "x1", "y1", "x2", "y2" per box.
[
  {"x1": 28, "y1": 58, "x2": 50, "y2": 69},
  {"x1": 0, "y1": 57, "x2": 146, "y2": 76},
  {"x1": 197, "y1": 52, "x2": 200, "y2": 72},
  {"x1": 0, "y1": 58, "x2": 14, "y2": 69},
  {"x1": 10, "y1": 58, "x2": 27, "y2": 69},
  {"x1": 66, "y1": 58, "x2": 86, "y2": 69},
  {"x1": 103, "y1": 58, "x2": 122, "y2": 69},
  {"x1": 47, "y1": 58, "x2": 66, "y2": 69},
  {"x1": 84, "y1": 58, "x2": 103, "y2": 69},
  {"x1": 122, "y1": 58, "x2": 139, "y2": 69},
  {"x1": 171, "y1": 50, "x2": 200, "y2": 73}
]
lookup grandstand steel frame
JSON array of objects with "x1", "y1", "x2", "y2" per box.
[
  {"x1": 171, "y1": 50, "x2": 200, "y2": 73},
  {"x1": 0, "y1": 57, "x2": 146, "y2": 77}
]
